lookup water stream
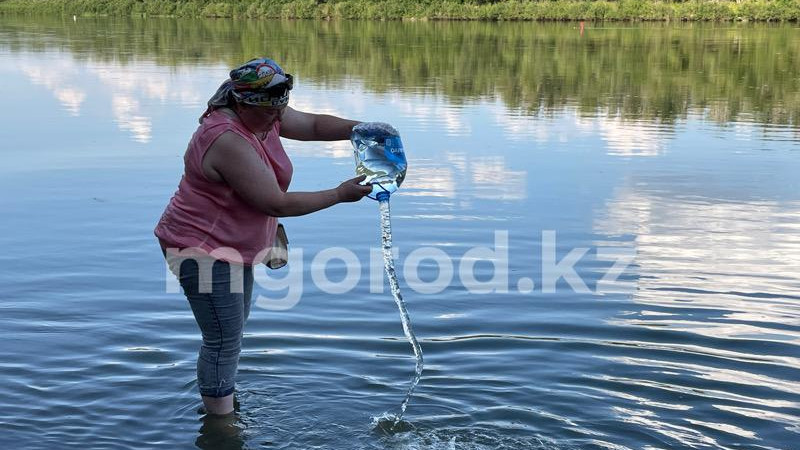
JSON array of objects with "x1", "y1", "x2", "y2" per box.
[{"x1": 378, "y1": 197, "x2": 424, "y2": 430}]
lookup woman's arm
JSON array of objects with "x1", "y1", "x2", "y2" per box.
[
  {"x1": 205, "y1": 131, "x2": 371, "y2": 217},
  {"x1": 279, "y1": 106, "x2": 360, "y2": 141}
]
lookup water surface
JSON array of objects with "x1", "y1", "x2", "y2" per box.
[{"x1": 0, "y1": 16, "x2": 799, "y2": 450}]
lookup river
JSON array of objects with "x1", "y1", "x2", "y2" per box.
[{"x1": 0, "y1": 16, "x2": 798, "y2": 449}]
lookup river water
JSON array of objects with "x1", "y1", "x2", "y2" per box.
[{"x1": 0, "y1": 16, "x2": 798, "y2": 450}]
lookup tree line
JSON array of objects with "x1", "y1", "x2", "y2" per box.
[{"x1": 1, "y1": 0, "x2": 799, "y2": 22}]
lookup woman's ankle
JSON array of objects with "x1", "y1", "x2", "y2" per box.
[{"x1": 201, "y1": 394, "x2": 235, "y2": 415}]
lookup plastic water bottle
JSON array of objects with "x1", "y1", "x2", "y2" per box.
[{"x1": 351, "y1": 122, "x2": 407, "y2": 201}]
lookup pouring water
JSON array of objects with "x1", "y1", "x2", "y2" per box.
[{"x1": 351, "y1": 123, "x2": 422, "y2": 430}]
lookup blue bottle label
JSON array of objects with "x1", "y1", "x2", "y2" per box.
[{"x1": 384, "y1": 136, "x2": 406, "y2": 164}]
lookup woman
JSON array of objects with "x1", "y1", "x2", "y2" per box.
[{"x1": 154, "y1": 57, "x2": 373, "y2": 415}]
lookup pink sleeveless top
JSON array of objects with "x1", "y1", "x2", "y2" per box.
[{"x1": 154, "y1": 109, "x2": 293, "y2": 265}]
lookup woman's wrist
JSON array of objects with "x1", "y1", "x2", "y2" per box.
[
  {"x1": 332, "y1": 185, "x2": 342, "y2": 204},
  {"x1": 343, "y1": 120, "x2": 361, "y2": 140}
]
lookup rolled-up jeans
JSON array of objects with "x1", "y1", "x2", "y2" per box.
[{"x1": 173, "y1": 256, "x2": 254, "y2": 398}]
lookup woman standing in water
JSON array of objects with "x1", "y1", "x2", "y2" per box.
[{"x1": 155, "y1": 57, "x2": 372, "y2": 415}]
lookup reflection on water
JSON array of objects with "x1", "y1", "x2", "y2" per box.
[
  {"x1": 6, "y1": 52, "x2": 217, "y2": 143},
  {"x1": 596, "y1": 187, "x2": 800, "y2": 336},
  {"x1": 591, "y1": 183, "x2": 800, "y2": 447},
  {"x1": 22, "y1": 59, "x2": 87, "y2": 116},
  {"x1": 1, "y1": 17, "x2": 799, "y2": 126},
  {"x1": 403, "y1": 152, "x2": 526, "y2": 202},
  {"x1": 195, "y1": 413, "x2": 244, "y2": 450},
  {"x1": 577, "y1": 115, "x2": 673, "y2": 157},
  {"x1": 20, "y1": 57, "x2": 87, "y2": 116},
  {"x1": 612, "y1": 406, "x2": 728, "y2": 448},
  {"x1": 1, "y1": 14, "x2": 800, "y2": 450}
]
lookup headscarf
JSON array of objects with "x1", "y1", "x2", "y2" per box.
[{"x1": 201, "y1": 57, "x2": 293, "y2": 122}]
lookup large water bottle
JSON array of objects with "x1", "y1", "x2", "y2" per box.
[{"x1": 351, "y1": 122, "x2": 407, "y2": 201}]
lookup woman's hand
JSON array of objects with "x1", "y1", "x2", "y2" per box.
[{"x1": 337, "y1": 175, "x2": 374, "y2": 202}]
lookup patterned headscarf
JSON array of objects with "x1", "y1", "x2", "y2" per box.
[{"x1": 201, "y1": 57, "x2": 293, "y2": 122}]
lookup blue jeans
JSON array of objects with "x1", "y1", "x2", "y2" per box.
[{"x1": 176, "y1": 257, "x2": 254, "y2": 398}]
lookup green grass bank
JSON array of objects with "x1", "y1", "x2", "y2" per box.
[{"x1": 1, "y1": 0, "x2": 799, "y2": 21}]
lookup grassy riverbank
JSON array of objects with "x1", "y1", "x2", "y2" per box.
[{"x1": 0, "y1": 0, "x2": 798, "y2": 21}]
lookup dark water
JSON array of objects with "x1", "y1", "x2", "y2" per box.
[{"x1": 1, "y1": 16, "x2": 799, "y2": 449}]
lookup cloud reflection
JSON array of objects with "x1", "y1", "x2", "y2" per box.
[
  {"x1": 612, "y1": 406, "x2": 732, "y2": 448},
  {"x1": 87, "y1": 60, "x2": 213, "y2": 143},
  {"x1": 20, "y1": 59, "x2": 87, "y2": 117},
  {"x1": 402, "y1": 162, "x2": 456, "y2": 198},
  {"x1": 401, "y1": 152, "x2": 526, "y2": 201},
  {"x1": 713, "y1": 404, "x2": 800, "y2": 434},
  {"x1": 590, "y1": 180, "x2": 800, "y2": 445},
  {"x1": 470, "y1": 156, "x2": 527, "y2": 201},
  {"x1": 493, "y1": 103, "x2": 554, "y2": 144},
  {"x1": 595, "y1": 186, "x2": 800, "y2": 340},
  {"x1": 6, "y1": 63, "x2": 527, "y2": 202},
  {"x1": 15, "y1": 53, "x2": 219, "y2": 143},
  {"x1": 54, "y1": 87, "x2": 86, "y2": 116},
  {"x1": 576, "y1": 115, "x2": 672, "y2": 157},
  {"x1": 111, "y1": 94, "x2": 151, "y2": 143}
]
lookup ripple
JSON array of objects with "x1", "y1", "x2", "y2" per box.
[
  {"x1": 713, "y1": 405, "x2": 800, "y2": 434},
  {"x1": 595, "y1": 375, "x2": 797, "y2": 409}
]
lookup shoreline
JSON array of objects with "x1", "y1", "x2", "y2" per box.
[{"x1": 1, "y1": 0, "x2": 798, "y2": 22}]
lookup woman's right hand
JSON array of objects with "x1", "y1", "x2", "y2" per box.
[{"x1": 337, "y1": 175, "x2": 374, "y2": 202}]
